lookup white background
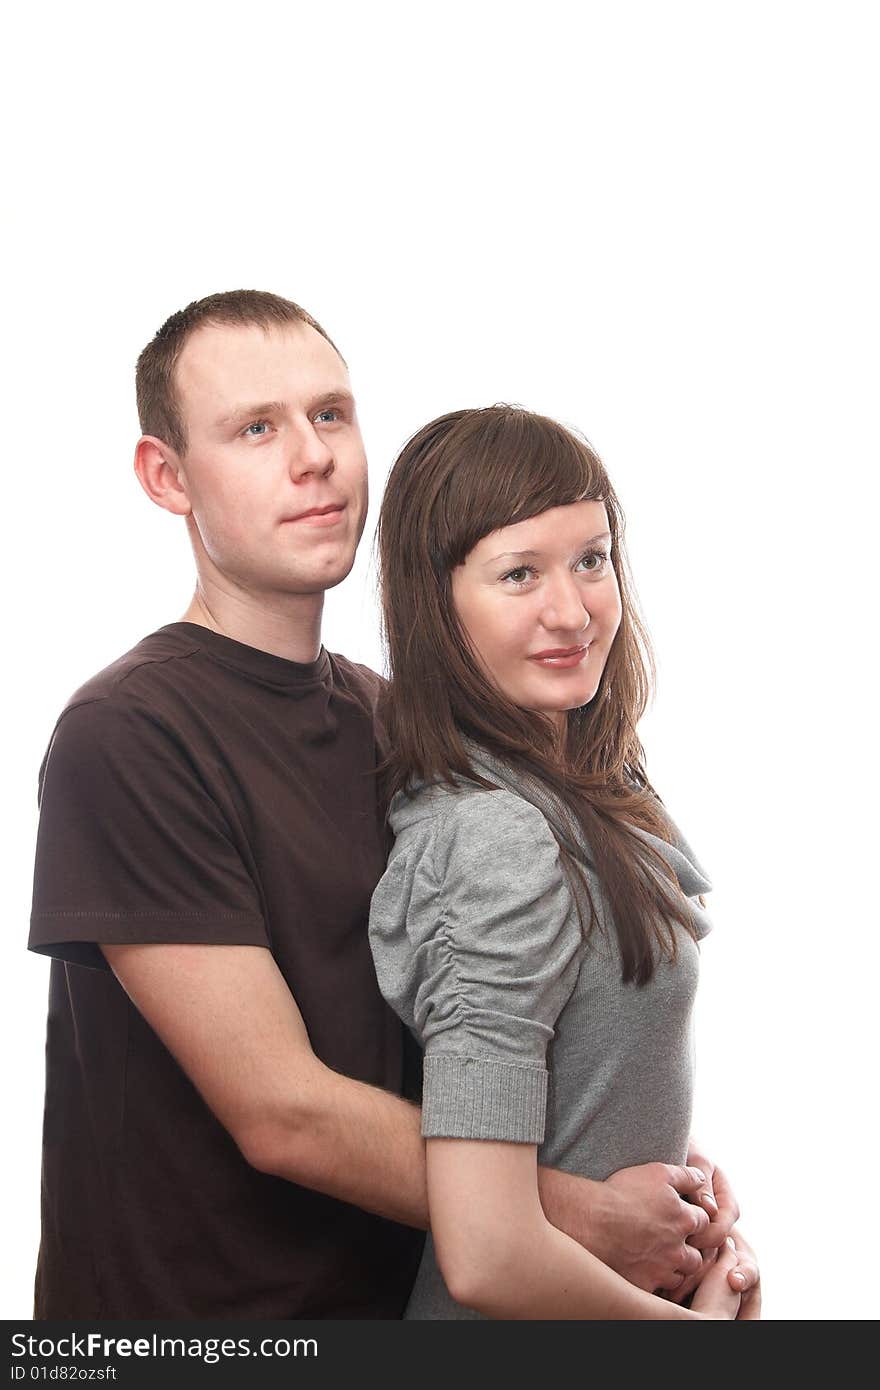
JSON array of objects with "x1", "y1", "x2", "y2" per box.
[{"x1": 3, "y1": 0, "x2": 877, "y2": 1321}]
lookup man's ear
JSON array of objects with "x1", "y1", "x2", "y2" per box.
[{"x1": 134, "y1": 436, "x2": 192, "y2": 517}]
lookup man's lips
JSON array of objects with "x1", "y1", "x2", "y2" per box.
[{"x1": 281, "y1": 503, "x2": 346, "y2": 526}]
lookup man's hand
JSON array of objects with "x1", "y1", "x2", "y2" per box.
[{"x1": 539, "y1": 1162, "x2": 711, "y2": 1291}]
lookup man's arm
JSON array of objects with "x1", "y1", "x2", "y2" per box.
[
  {"x1": 102, "y1": 941, "x2": 429, "y2": 1228},
  {"x1": 103, "y1": 937, "x2": 721, "y2": 1298},
  {"x1": 538, "y1": 1162, "x2": 711, "y2": 1290}
]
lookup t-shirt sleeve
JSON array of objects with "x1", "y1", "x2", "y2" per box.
[
  {"x1": 379, "y1": 791, "x2": 582, "y2": 1144},
  {"x1": 29, "y1": 696, "x2": 268, "y2": 970}
]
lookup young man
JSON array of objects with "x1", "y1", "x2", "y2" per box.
[{"x1": 28, "y1": 291, "x2": 753, "y2": 1318}]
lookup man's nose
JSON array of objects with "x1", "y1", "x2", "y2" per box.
[
  {"x1": 288, "y1": 422, "x2": 335, "y2": 481},
  {"x1": 541, "y1": 575, "x2": 590, "y2": 634}
]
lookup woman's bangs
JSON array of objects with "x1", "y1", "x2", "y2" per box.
[
  {"x1": 505, "y1": 418, "x2": 605, "y2": 525},
  {"x1": 442, "y1": 412, "x2": 607, "y2": 566}
]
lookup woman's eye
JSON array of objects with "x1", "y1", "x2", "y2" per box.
[
  {"x1": 502, "y1": 566, "x2": 535, "y2": 586},
  {"x1": 244, "y1": 421, "x2": 270, "y2": 437},
  {"x1": 576, "y1": 550, "x2": 608, "y2": 573}
]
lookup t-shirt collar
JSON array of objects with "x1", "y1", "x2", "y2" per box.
[{"x1": 161, "y1": 622, "x2": 332, "y2": 690}]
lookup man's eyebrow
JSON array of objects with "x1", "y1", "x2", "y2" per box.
[
  {"x1": 482, "y1": 531, "x2": 612, "y2": 566},
  {"x1": 216, "y1": 390, "x2": 356, "y2": 429},
  {"x1": 307, "y1": 389, "x2": 356, "y2": 415},
  {"x1": 216, "y1": 401, "x2": 286, "y2": 427}
]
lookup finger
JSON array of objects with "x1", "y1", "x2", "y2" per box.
[
  {"x1": 729, "y1": 1225, "x2": 757, "y2": 1262},
  {"x1": 697, "y1": 1186, "x2": 719, "y2": 1216},
  {"x1": 695, "y1": 1201, "x2": 745, "y2": 1250},
  {"x1": 688, "y1": 1241, "x2": 742, "y2": 1319},
  {"x1": 728, "y1": 1229, "x2": 760, "y2": 1294},
  {"x1": 716, "y1": 1237, "x2": 740, "y2": 1275},
  {"x1": 677, "y1": 1243, "x2": 704, "y2": 1280},
  {"x1": 682, "y1": 1202, "x2": 711, "y2": 1241},
  {"x1": 728, "y1": 1266, "x2": 757, "y2": 1294},
  {"x1": 695, "y1": 1214, "x2": 735, "y2": 1250},
  {"x1": 710, "y1": 1164, "x2": 741, "y2": 1230},
  {"x1": 685, "y1": 1159, "x2": 719, "y2": 1217},
  {"x1": 737, "y1": 1287, "x2": 762, "y2": 1320},
  {"x1": 728, "y1": 1251, "x2": 759, "y2": 1292},
  {"x1": 664, "y1": 1246, "x2": 717, "y2": 1305},
  {"x1": 666, "y1": 1164, "x2": 708, "y2": 1196},
  {"x1": 664, "y1": 1270, "x2": 701, "y2": 1305},
  {"x1": 653, "y1": 1241, "x2": 703, "y2": 1291}
]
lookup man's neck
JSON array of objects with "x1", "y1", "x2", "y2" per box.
[{"x1": 181, "y1": 581, "x2": 324, "y2": 665}]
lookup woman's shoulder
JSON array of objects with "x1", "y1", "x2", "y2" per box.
[
  {"x1": 388, "y1": 778, "x2": 556, "y2": 855},
  {"x1": 373, "y1": 778, "x2": 578, "y2": 969}
]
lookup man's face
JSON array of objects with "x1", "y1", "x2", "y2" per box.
[{"x1": 172, "y1": 321, "x2": 369, "y2": 597}]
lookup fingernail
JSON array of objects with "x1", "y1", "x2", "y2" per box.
[
  {"x1": 692, "y1": 1169, "x2": 706, "y2": 1182},
  {"x1": 732, "y1": 1271, "x2": 746, "y2": 1287},
  {"x1": 701, "y1": 1192, "x2": 718, "y2": 1211},
  {"x1": 726, "y1": 1236, "x2": 737, "y2": 1250}
]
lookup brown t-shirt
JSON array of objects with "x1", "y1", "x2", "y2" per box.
[{"x1": 28, "y1": 623, "x2": 424, "y2": 1319}]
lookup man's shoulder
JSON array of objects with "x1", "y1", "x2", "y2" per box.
[
  {"x1": 42, "y1": 628, "x2": 206, "y2": 773},
  {"x1": 326, "y1": 651, "x2": 387, "y2": 712},
  {"x1": 63, "y1": 626, "x2": 203, "y2": 713}
]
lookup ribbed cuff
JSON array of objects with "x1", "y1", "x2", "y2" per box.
[{"x1": 421, "y1": 1054, "x2": 548, "y2": 1143}]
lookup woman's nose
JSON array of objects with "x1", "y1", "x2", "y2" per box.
[{"x1": 541, "y1": 577, "x2": 590, "y2": 635}]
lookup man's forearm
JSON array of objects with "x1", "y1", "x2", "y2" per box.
[
  {"x1": 101, "y1": 939, "x2": 660, "y2": 1243},
  {"x1": 537, "y1": 1166, "x2": 604, "y2": 1247},
  {"x1": 101, "y1": 942, "x2": 431, "y2": 1230},
  {"x1": 242, "y1": 1061, "x2": 430, "y2": 1228},
  {"x1": 246, "y1": 1069, "x2": 600, "y2": 1236},
  {"x1": 537, "y1": 1160, "x2": 711, "y2": 1291}
]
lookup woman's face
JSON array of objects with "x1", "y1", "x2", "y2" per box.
[{"x1": 451, "y1": 500, "x2": 622, "y2": 725}]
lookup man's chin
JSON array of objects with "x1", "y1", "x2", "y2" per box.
[{"x1": 279, "y1": 557, "x2": 357, "y2": 596}]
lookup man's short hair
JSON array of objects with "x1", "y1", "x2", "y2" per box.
[{"x1": 135, "y1": 289, "x2": 343, "y2": 454}]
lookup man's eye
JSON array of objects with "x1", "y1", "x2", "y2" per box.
[
  {"x1": 314, "y1": 408, "x2": 341, "y2": 424},
  {"x1": 244, "y1": 421, "x2": 270, "y2": 437}
]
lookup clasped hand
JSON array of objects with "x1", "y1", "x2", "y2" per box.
[{"x1": 584, "y1": 1143, "x2": 760, "y2": 1318}]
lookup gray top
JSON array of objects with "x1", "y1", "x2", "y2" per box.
[{"x1": 368, "y1": 750, "x2": 713, "y2": 1319}]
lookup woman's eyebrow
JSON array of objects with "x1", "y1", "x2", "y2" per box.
[{"x1": 483, "y1": 531, "x2": 611, "y2": 566}]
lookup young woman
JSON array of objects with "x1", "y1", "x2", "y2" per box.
[{"x1": 369, "y1": 405, "x2": 753, "y2": 1320}]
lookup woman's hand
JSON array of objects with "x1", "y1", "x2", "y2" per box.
[
  {"x1": 728, "y1": 1227, "x2": 761, "y2": 1319},
  {"x1": 689, "y1": 1238, "x2": 742, "y2": 1319},
  {"x1": 665, "y1": 1225, "x2": 761, "y2": 1315},
  {"x1": 685, "y1": 1140, "x2": 740, "y2": 1248},
  {"x1": 680, "y1": 1142, "x2": 760, "y2": 1313}
]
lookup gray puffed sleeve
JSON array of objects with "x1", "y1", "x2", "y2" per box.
[{"x1": 370, "y1": 789, "x2": 582, "y2": 1144}]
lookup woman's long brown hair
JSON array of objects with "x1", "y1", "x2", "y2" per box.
[{"x1": 377, "y1": 405, "x2": 698, "y2": 985}]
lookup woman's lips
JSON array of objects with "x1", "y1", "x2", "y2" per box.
[{"x1": 528, "y1": 643, "x2": 592, "y2": 668}]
